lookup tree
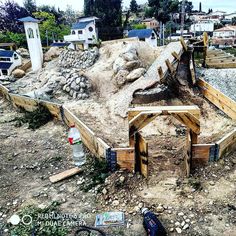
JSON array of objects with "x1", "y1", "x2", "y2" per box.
[
  {"x1": 130, "y1": 0, "x2": 138, "y2": 13},
  {"x1": 64, "y1": 5, "x2": 78, "y2": 26},
  {"x1": 0, "y1": 0, "x2": 28, "y2": 33},
  {"x1": 199, "y1": 2, "x2": 202, "y2": 12},
  {"x1": 148, "y1": 0, "x2": 179, "y2": 24},
  {"x1": 232, "y1": 17, "x2": 236, "y2": 25},
  {"x1": 33, "y1": 11, "x2": 70, "y2": 45},
  {"x1": 84, "y1": 0, "x2": 95, "y2": 16},
  {"x1": 23, "y1": 0, "x2": 37, "y2": 15},
  {"x1": 84, "y1": 0, "x2": 122, "y2": 27}
]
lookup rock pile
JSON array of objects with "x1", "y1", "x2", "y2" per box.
[
  {"x1": 113, "y1": 45, "x2": 146, "y2": 87},
  {"x1": 60, "y1": 69, "x2": 91, "y2": 100},
  {"x1": 58, "y1": 47, "x2": 99, "y2": 69}
]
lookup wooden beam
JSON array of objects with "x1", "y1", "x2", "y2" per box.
[
  {"x1": 180, "y1": 37, "x2": 188, "y2": 51},
  {"x1": 49, "y1": 167, "x2": 82, "y2": 183},
  {"x1": 198, "y1": 78, "x2": 236, "y2": 120},
  {"x1": 206, "y1": 62, "x2": 236, "y2": 69},
  {"x1": 128, "y1": 105, "x2": 200, "y2": 121},
  {"x1": 165, "y1": 59, "x2": 175, "y2": 74},
  {"x1": 158, "y1": 66, "x2": 165, "y2": 82},
  {"x1": 192, "y1": 144, "x2": 215, "y2": 167},
  {"x1": 63, "y1": 107, "x2": 109, "y2": 158},
  {"x1": 172, "y1": 51, "x2": 180, "y2": 61},
  {"x1": 129, "y1": 111, "x2": 162, "y2": 137},
  {"x1": 135, "y1": 132, "x2": 148, "y2": 177},
  {"x1": 189, "y1": 59, "x2": 196, "y2": 85},
  {"x1": 216, "y1": 128, "x2": 236, "y2": 158},
  {"x1": 112, "y1": 147, "x2": 135, "y2": 171},
  {"x1": 172, "y1": 112, "x2": 200, "y2": 135}
]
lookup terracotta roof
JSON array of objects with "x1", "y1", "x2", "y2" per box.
[{"x1": 215, "y1": 26, "x2": 236, "y2": 32}]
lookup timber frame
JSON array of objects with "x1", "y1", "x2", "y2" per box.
[{"x1": 128, "y1": 106, "x2": 201, "y2": 177}]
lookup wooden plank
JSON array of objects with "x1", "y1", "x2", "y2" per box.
[
  {"x1": 9, "y1": 93, "x2": 62, "y2": 119},
  {"x1": 206, "y1": 62, "x2": 236, "y2": 68},
  {"x1": 216, "y1": 128, "x2": 236, "y2": 158},
  {"x1": 172, "y1": 112, "x2": 200, "y2": 135},
  {"x1": 180, "y1": 37, "x2": 188, "y2": 51},
  {"x1": 128, "y1": 105, "x2": 200, "y2": 121},
  {"x1": 206, "y1": 58, "x2": 236, "y2": 64},
  {"x1": 112, "y1": 148, "x2": 135, "y2": 171},
  {"x1": 165, "y1": 59, "x2": 175, "y2": 74},
  {"x1": 206, "y1": 55, "x2": 233, "y2": 60},
  {"x1": 172, "y1": 51, "x2": 180, "y2": 61},
  {"x1": 129, "y1": 111, "x2": 162, "y2": 137},
  {"x1": 63, "y1": 107, "x2": 108, "y2": 158},
  {"x1": 192, "y1": 144, "x2": 215, "y2": 167},
  {"x1": 198, "y1": 78, "x2": 236, "y2": 120},
  {"x1": 189, "y1": 59, "x2": 196, "y2": 85},
  {"x1": 158, "y1": 66, "x2": 164, "y2": 81},
  {"x1": 137, "y1": 133, "x2": 148, "y2": 178},
  {"x1": 49, "y1": 167, "x2": 82, "y2": 183}
]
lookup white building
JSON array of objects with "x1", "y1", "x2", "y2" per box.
[
  {"x1": 128, "y1": 29, "x2": 158, "y2": 47},
  {"x1": 190, "y1": 20, "x2": 214, "y2": 35},
  {"x1": 0, "y1": 50, "x2": 22, "y2": 76},
  {"x1": 213, "y1": 25, "x2": 236, "y2": 38},
  {"x1": 64, "y1": 16, "x2": 99, "y2": 50},
  {"x1": 224, "y1": 12, "x2": 236, "y2": 21},
  {"x1": 19, "y1": 16, "x2": 43, "y2": 72}
]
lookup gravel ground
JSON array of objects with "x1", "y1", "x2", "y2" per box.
[{"x1": 198, "y1": 68, "x2": 236, "y2": 102}]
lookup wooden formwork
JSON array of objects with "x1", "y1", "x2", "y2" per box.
[
  {"x1": 128, "y1": 106, "x2": 201, "y2": 177},
  {"x1": 197, "y1": 78, "x2": 236, "y2": 120},
  {"x1": 206, "y1": 49, "x2": 236, "y2": 68}
]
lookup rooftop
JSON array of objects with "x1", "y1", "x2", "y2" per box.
[
  {"x1": 18, "y1": 16, "x2": 40, "y2": 23},
  {"x1": 0, "y1": 50, "x2": 14, "y2": 58},
  {"x1": 72, "y1": 20, "x2": 94, "y2": 30},
  {"x1": 128, "y1": 29, "x2": 154, "y2": 39},
  {"x1": 0, "y1": 62, "x2": 13, "y2": 69},
  {"x1": 215, "y1": 25, "x2": 236, "y2": 32}
]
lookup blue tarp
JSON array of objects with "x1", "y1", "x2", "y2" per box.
[{"x1": 128, "y1": 29, "x2": 153, "y2": 39}]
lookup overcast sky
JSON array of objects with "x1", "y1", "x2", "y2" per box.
[{"x1": 8, "y1": 0, "x2": 235, "y2": 13}]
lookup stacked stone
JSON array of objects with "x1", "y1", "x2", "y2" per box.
[
  {"x1": 61, "y1": 70, "x2": 91, "y2": 100},
  {"x1": 58, "y1": 47, "x2": 99, "y2": 69},
  {"x1": 113, "y1": 45, "x2": 146, "y2": 87}
]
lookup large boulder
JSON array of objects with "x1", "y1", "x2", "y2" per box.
[
  {"x1": 126, "y1": 68, "x2": 146, "y2": 82},
  {"x1": 12, "y1": 69, "x2": 25, "y2": 78},
  {"x1": 44, "y1": 47, "x2": 60, "y2": 61},
  {"x1": 114, "y1": 70, "x2": 129, "y2": 87},
  {"x1": 122, "y1": 52, "x2": 138, "y2": 61},
  {"x1": 113, "y1": 57, "x2": 126, "y2": 73},
  {"x1": 125, "y1": 60, "x2": 140, "y2": 71}
]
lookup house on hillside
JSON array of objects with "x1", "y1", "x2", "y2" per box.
[
  {"x1": 141, "y1": 18, "x2": 159, "y2": 30},
  {"x1": 0, "y1": 50, "x2": 22, "y2": 76},
  {"x1": 128, "y1": 29, "x2": 158, "y2": 47},
  {"x1": 50, "y1": 40, "x2": 70, "y2": 48},
  {"x1": 190, "y1": 20, "x2": 214, "y2": 36},
  {"x1": 213, "y1": 25, "x2": 236, "y2": 38},
  {"x1": 64, "y1": 16, "x2": 99, "y2": 50},
  {"x1": 0, "y1": 43, "x2": 17, "y2": 51}
]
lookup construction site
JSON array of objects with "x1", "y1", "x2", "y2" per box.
[{"x1": 0, "y1": 34, "x2": 236, "y2": 235}]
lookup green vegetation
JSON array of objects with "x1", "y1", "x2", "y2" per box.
[
  {"x1": 33, "y1": 11, "x2": 70, "y2": 45},
  {"x1": 223, "y1": 48, "x2": 236, "y2": 57},
  {"x1": 79, "y1": 156, "x2": 110, "y2": 192},
  {"x1": 14, "y1": 105, "x2": 53, "y2": 130},
  {"x1": 9, "y1": 203, "x2": 68, "y2": 236},
  {"x1": 132, "y1": 24, "x2": 146, "y2": 29}
]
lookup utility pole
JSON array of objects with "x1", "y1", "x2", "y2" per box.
[{"x1": 180, "y1": 0, "x2": 186, "y2": 36}]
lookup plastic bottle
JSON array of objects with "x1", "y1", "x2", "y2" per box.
[
  {"x1": 141, "y1": 208, "x2": 167, "y2": 236},
  {"x1": 68, "y1": 125, "x2": 86, "y2": 166}
]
